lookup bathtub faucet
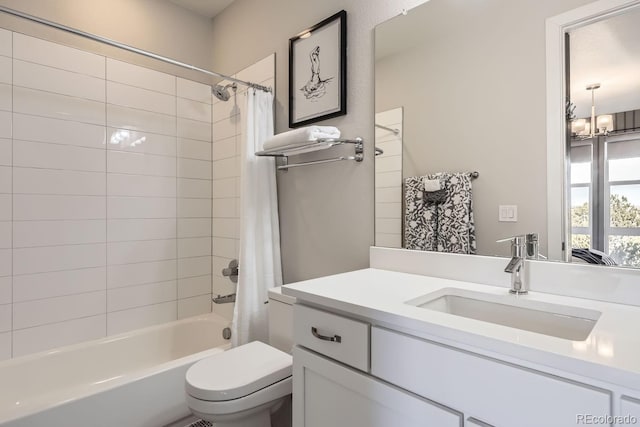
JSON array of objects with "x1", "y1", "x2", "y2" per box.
[{"x1": 213, "y1": 293, "x2": 236, "y2": 304}]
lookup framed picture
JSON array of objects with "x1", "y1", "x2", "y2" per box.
[{"x1": 289, "y1": 10, "x2": 347, "y2": 128}]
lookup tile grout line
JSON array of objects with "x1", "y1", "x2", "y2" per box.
[
  {"x1": 104, "y1": 54, "x2": 108, "y2": 338},
  {"x1": 10, "y1": 30, "x2": 13, "y2": 358}
]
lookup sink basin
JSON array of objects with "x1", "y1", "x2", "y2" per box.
[{"x1": 406, "y1": 288, "x2": 601, "y2": 341}]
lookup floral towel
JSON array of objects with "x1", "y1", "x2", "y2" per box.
[{"x1": 404, "y1": 173, "x2": 476, "y2": 254}]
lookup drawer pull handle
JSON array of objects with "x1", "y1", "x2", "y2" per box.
[{"x1": 311, "y1": 327, "x2": 342, "y2": 343}]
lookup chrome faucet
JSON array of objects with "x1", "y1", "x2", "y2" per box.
[{"x1": 497, "y1": 234, "x2": 537, "y2": 295}]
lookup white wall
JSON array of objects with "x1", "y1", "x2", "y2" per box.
[
  {"x1": 0, "y1": 30, "x2": 214, "y2": 359},
  {"x1": 210, "y1": 55, "x2": 275, "y2": 321},
  {"x1": 209, "y1": 0, "x2": 427, "y2": 283}
]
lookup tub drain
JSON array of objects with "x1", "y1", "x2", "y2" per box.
[{"x1": 185, "y1": 420, "x2": 212, "y2": 427}]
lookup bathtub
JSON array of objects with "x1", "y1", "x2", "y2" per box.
[{"x1": 0, "y1": 313, "x2": 231, "y2": 427}]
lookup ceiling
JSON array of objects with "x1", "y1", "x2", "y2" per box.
[
  {"x1": 168, "y1": 0, "x2": 235, "y2": 18},
  {"x1": 569, "y1": 8, "x2": 640, "y2": 118}
]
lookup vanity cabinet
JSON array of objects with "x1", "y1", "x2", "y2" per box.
[
  {"x1": 292, "y1": 345, "x2": 462, "y2": 427},
  {"x1": 292, "y1": 303, "x2": 615, "y2": 427}
]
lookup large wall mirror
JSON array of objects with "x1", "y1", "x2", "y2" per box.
[{"x1": 374, "y1": 0, "x2": 640, "y2": 268}]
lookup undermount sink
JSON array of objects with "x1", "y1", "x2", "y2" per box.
[{"x1": 406, "y1": 288, "x2": 601, "y2": 341}]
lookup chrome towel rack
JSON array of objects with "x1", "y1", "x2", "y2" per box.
[{"x1": 255, "y1": 138, "x2": 364, "y2": 170}]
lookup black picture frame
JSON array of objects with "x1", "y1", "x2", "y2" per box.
[{"x1": 288, "y1": 10, "x2": 347, "y2": 128}]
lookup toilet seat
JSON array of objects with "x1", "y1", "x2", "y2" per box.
[{"x1": 185, "y1": 341, "x2": 292, "y2": 401}]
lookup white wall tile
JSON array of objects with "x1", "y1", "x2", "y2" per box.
[
  {"x1": 107, "y1": 196, "x2": 176, "y2": 219},
  {"x1": 106, "y1": 59, "x2": 175, "y2": 95},
  {"x1": 107, "y1": 104, "x2": 176, "y2": 136},
  {"x1": 0, "y1": 222, "x2": 9, "y2": 249},
  {"x1": 213, "y1": 157, "x2": 238, "y2": 179},
  {"x1": 178, "y1": 256, "x2": 211, "y2": 279},
  {"x1": 177, "y1": 117, "x2": 211, "y2": 142},
  {"x1": 212, "y1": 117, "x2": 236, "y2": 141},
  {"x1": 0, "y1": 332, "x2": 9, "y2": 361},
  {"x1": 106, "y1": 128, "x2": 175, "y2": 156},
  {"x1": 0, "y1": 29, "x2": 11, "y2": 57},
  {"x1": 107, "y1": 81, "x2": 176, "y2": 116},
  {"x1": 376, "y1": 170, "x2": 402, "y2": 188},
  {"x1": 376, "y1": 218, "x2": 402, "y2": 234},
  {"x1": 13, "y1": 140, "x2": 105, "y2": 172},
  {"x1": 107, "y1": 239, "x2": 176, "y2": 265},
  {"x1": 178, "y1": 237, "x2": 211, "y2": 258},
  {"x1": 177, "y1": 78, "x2": 211, "y2": 103},
  {"x1": 14, "y1": 114, "x2": 105, "y2": 148},
  {"x1": 376, "y1": 202, "x2": 402, "y2": 219},
  {"x1": 178, "y1": 198, "x2": 211, "y2": 218},
  {"x1": 0, "y1": 195, "x2": 10, "y2": 221},
  {"x1": 0, "y1": 249, "x2": 10, "y2": 277},
  {"x1": 107, "y1": 301, "x2": 176, "y2": 335},
  {"x1": 178, "y1": 158, "x2": 211, "y2": 179},
  {"x1": 212, "y1": 237, "x2": 237, "y2": 258},
  {"x1": 107, "y1": 280, "x2": 176, "y2": 312},
  {"x1": 375, "y1": 233, "x2": 402, "y2": 248},
  {"x1": 0, "y1": 111, "x2": 11, "y2": 138},
  {"x1": 212, "y1": 218, "x2": 239, "y2": 239},
  {"x1": 14, "y1": 60, "x2": 105, "y2": 102},
  {"x1": 107, "y1": 174, "x2": 176, "y2": 198},
  {"x1": 0, "y1": 166, "x2": 10, "y2": 193},
  {"x1": 107, "y1": 218, "x2": 176, "y2": 242},
  {"x1": 178, "y1": 178, "x2": 211, "y2": 199},
  {"x1": 13, "y1": 33, "x2": 105, "y2": 78},
  {"x1": 212, "y1": 198, "x2": 237, "y2": 218},
  {"x1": 0, "y1": 303, "x2": 10, "y2": 332},
  {"x1": 178, "y1": 218, "x2": 211, "y2": 238},
  {"x1": 178, "y1": 275, "x2": 211, "y2": 299},
  {"x1": 0, "y1": 83, "x2": 11, "y2": 111},
  {"x1": 0, "y1": 276, "x2": 10, "y2": 304},
  {"x1": 13, "y1": 195, "x2": 105, "y2": 220},
  {"x1": 212, "y1": 98, "x2": 239, "y2": 124},
  {"x1": 212, "y1": 178, "x2": 237, "y2": 198},
  {"x1": 0, "y1": 56, "x2": 10, "y2": 84},
  {"x1": 178, "y1": 138, "x2": 211, "y2": 160},
  {"x1": 107, "y1": 150, "x2": 176, "y2": 177},
  {"x1": 13, "y1": 290, "x2": 106, "y2": 329},
  {"x1": 13, "y1": 243, "x2": 106, "y2": 275},
  {"x1": 235, "y1": 55, "x2": 274, "y2": 86},
  {"x1": 376, "y1": 187, "x2": 402, "y2": 204},
  {"x1": 13, "y1": 168, "x2": 106, "y2": 195},
  {"x1": 14, "y1": 87, "x2": 105, "y2": 125},
  {"x1": 107, "y1": 260, "x2": 176, "y2": 289},
  {"x1": 177, "y1": 98, "x2": 212, "y2": 123},
  {"x1": 12, "y1": 315, "x2": 105, "y2": 357},
  {"x1": 0, "y1": 138, "x2": 10, "y2": 166},
  {"x1": 178, "y1": 295, "x2": 210, "y2": 319},
  {"x1": 376, "y1": 155, "x2": 402, "y2": 173},
  {"x1": 212, "y1": 137, "x2": 236, "y2": 161},
  {"x1": 13, "y1": 220, "x2": 105, "y2": 248},
  {"x1": 13, "y1": 267, "x2": 106, "y2": 302}
]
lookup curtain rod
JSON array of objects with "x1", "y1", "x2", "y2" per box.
[{"x1": 0, "y1": 5, "x2": 272, "y2": 93}]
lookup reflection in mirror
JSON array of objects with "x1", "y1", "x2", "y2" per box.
[
  {"x1": 567, "y1": 8, "x2": 640, "y2": 268},
  {"x1": 374, "y1": 0, "x2": 640, "y2": 267}
]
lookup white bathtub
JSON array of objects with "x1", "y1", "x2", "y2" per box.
[{"x1": 0, "y1": 313, "x2": 231, "y2": 427}]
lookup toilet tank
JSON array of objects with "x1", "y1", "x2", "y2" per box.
[{"x1": 267, "y1": 287, "x2": 295, "y2": 354}]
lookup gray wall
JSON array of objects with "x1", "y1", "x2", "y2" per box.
[
  {"x1": 375, "y1": 0, "x2": 594, "y2": 257},
  {"x1": 0, "y1": 0, "x2": 215, "y2": 84},
  {"x1": 210, "y1": 0, "x2": 426, "y2": 283}
]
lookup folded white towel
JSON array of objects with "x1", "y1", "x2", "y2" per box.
[
  {"x1": 263, "y1": 126, "x2": 340, "y2": 151},
  {"x1": 423, "y1": 178, "x2": 442, "y2": 192}
]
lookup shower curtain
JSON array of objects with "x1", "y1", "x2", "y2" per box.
[{"x1": 232, "y1": 89, "x2": 283, "y2": 346}]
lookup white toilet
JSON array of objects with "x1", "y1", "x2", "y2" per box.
[{"x1": 185, "y1": 288, "x2": 295, "y2": 427}]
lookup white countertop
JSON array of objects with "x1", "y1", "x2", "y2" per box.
[{"x1": 282, "y1": 268, "x2": 640, "y2": 391}]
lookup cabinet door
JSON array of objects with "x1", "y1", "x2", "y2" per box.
[
  {"x1": 293, "y1": 346, "x2": 461, "y2": 427},
  {"x1": 621, "y1": 396, "x2": 640, "y2": 425}
]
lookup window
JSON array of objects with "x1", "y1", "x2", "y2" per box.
[{"x1": 569, "y1": 134, "x2": 640, "y2": 267}]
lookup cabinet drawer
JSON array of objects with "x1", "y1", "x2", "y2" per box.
[
  {"x1": 371, "y1": 327, "x2": 611, "y2": 427},
  {"x1": 294, "y1": 304, "x2": 369, "y2": 371}
]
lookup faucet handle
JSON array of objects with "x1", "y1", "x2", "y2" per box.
[{"x1": 496, "y1": 235, "x2": 526, "y2": 245}]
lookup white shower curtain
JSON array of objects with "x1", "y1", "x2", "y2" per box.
[{"x1": 232, "y1": 89, "x2": 282, "y2": 346}]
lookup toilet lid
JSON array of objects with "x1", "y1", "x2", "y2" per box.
[{"x1": 186, "y1": 341, "x2": 292, "y2": 401}]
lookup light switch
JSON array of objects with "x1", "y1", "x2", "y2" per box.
[{"x1": 499, "y1": 205, "x2": 517, "y2": 222}]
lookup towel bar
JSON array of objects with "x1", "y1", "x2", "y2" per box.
[{"x1": 256, "y1": 137, "x2": 364, "y2": 171}]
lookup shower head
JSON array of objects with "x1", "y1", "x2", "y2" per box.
[{"x1": 212, "y1": 82, "x2": 237, "y2": 101}]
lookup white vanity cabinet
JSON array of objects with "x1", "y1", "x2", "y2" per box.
[{"x1": 291, "y1": 302, "x2": 615, "y2": 427}]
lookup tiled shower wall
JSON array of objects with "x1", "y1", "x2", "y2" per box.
[
  {"x1": 0, "y1": 29, "x2": 214, "y2": 359},
  {"x1": 210, "y1": 55, "x2": 275, "y2": 321}
]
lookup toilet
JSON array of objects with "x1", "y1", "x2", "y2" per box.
[{"x1": 185, "y1": 288, "x2": 295, "y2": 427}]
